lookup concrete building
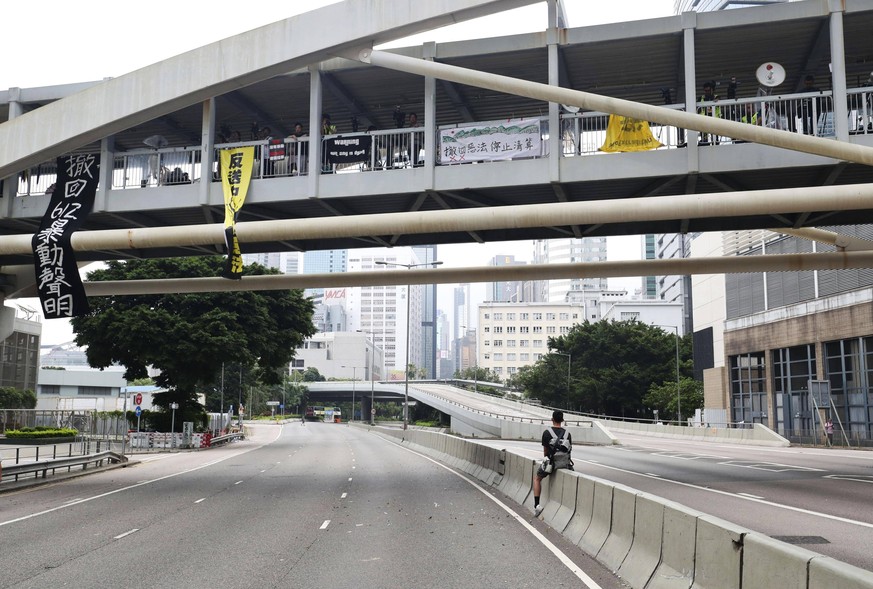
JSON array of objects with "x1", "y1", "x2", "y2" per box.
[
  {"x1": 675, "y1": 0, "x2": 789, "y2": 12},
  {"x1": 36, "y1": 368, "x2": 126, "y2": 411},
  {"x1": 479, "y1": 299, "x2": 683, "y2": 381},
  {"x1": 294, "y1": 331, "x2": 384, "y2": 383},
  {"x1": 534, "y1": 237, "x2": 608, "y2": 302},
  {"x1": 0, "y1": 306, "x2": 40, "y2": 392}
]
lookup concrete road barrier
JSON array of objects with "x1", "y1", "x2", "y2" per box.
[
  {"x1": 564, "y1": 475, "x2": 595, "y2": 544},
  {"x1": 809, "y1": 555, "x2": 873, "y2": 589},
  {"x1": 617, "y1": 492, "x2": 664, "y2": 589},
  {"x1": 742, "y1": 532, "x2": 821, "y2": 589},
  {"x1": 579, "y1": 478, "x2": 614, "y2": 556},
  {"x1": 597, "y1": 484, "x2": 639, "y2": 572},
  {"x1": 550, "y1": 469, "x2": 578, "y2": 532},
  {"x1": 648, "y1": 499, "x2": 702, "y2": 589},
  {"x1": 692, "y1": 515, "x2": 747, "y2": 589},
  {"x1": 540, "y1": 468, "x2": 567, "y2": 523}
]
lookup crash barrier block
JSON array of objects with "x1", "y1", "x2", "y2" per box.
[
  {"x1": 742, "y1": 532, "x2": 821, "y2": 589},
  {"x1": 579, "y1": 478, "x2": 614, "y2": 556},
  {"x1": 504, "y1": 452, "x2": 528, "y2": 503},
  {"x1": 514, "y1": 457, "x2": 535, "y2": 507},
  {"x1": 540, "y1": 465, "x2": 565, "y2": 523},
  {"x1": 550, "y1": 468, "x2": 578, "y2": 533},
  {"x1": 617, "y1": 492, "x2": 664, "y2": 589},
  {"x1": 564, "y1": 475, "x2": 595, "y2": 545},
  {"x1": 597, "y1": 484, "x2": 638, "y2": 572},
  {"x1": 691, "y1": 515, "x2": 747, "y2": 589},
  {"x1": 647, "y1": 499, "x2": 702, "y2": 589},
  {"x1": 809, "y1": 554, "x2": 873, "y2": 589}
]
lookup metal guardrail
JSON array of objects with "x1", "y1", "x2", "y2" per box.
[
  {"x1": 1, "y1": 451, "x2": 128, "y2": 484},
  {"x1": 209, "y1": 432, "x2": 245, "y2": 446}
]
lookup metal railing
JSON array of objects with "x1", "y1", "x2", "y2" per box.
[
  {"x1": 12, "y1": 86, "x2": 873, "y2": 196},
  {"x1": 0, "y1": 450, "x2": 127, "y2": 484}
]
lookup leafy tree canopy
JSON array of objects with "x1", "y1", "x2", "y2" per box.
[
  {"x1": 0, "y1": 387, "x2": 37, "y2": 409},
  {"x1": 454, "y1": 366, "x2": 501, "y2": 384},
  {"x1": 514, "y1": 319, "x2": 692, "y2": 418},
  {"x1": 643, "y1": 376, "x2": 704, "y2": 423},
  {"x1": 71, "y1": 257, "x2": 316, "y2": 419},
  {"x1": 301, "y1": 367, "x2": 326, "y2": 382}
]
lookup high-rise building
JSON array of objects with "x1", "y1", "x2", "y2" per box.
[
  {"x1": 488, "y1": 254, "x2": 527, "y2": 302},
  {"x1": 533, "y1": 237, "x2": 608, "y2": 302},
  {"x1": 412, "y1": 245, "x2": 439, "y2": 379},
  {"x1": 242, "y1": 251, "x2": 299, "y2": 275},
  {"x1": 644, "y1": 234, "x2": 658, "y2": 299},
  {"x1": 0, "y1": 306, "x2": 40, "y2": 392},
  {"x1": 655, "y1": 233, "x2": 697, "y2": 336}
]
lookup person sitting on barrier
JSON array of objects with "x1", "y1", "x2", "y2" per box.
[{"x1": 533, "y1": 410, "x2": 573, "y2": 517}]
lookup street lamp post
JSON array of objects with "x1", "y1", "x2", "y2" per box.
[
  {"x1": 342, "y1": 365, "x2": 359, "y2": 421},
  {"x1": 653, "y1": 324, "x2": 681, "y2": 425},
  {"x1": 170, "y1": 402, "x2": 179, "y2": 448},
  {"x1": 552, "y1": 351, "x2": 572, "y2": 409},
  {"x1": 375, "y1": 259, "x2": 443, "y2": 430},
  {"x1": 358, "y1": 330, "x2": 376, "y2": 425}
]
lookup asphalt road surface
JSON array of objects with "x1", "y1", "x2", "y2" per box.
[
  {"x1": 0, "y1": 423, "x2": 628, "y2": 589},
  {"x1": 488, "y1": 431, "x2": 873, "y2": 571}
]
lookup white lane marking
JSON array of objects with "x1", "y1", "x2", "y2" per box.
[
  {"x1": 260, "y1": 470, "x2": 266, "y2": 473},
  {"x1": 737, "y1": 492, "x2": 764, "y2": 499},
  {"x1": 195, "y1": 498, "x2": 206, "y2": 504},
  {"x1": 579, "y1": 459, "x2": 873, "y2": 530},
  {"x1": 320, "y1": 520, "x2": 331, "y2": 530},
  {"x1": 63, "y1": 498, "x2": 84, "y2": 505},
  {"x1": 0, "y1": 428, "x2": 281, "y2": 529},
  {"x1": 234, "y1": 480, "x2": 243, "y2": 485},
  {"x1": 391, "y1": 443, "x2": 603, "y2": 589},
  {"x1": 718, "y1": 460, "x2": 824, "y2": 473},
  {"x1": 341, "y1": 492, "x2": 348, "y2": 499},
  {"x1": 114, "y1": 529, "x2": 139, "y2": 540},
  {"x1": 824, "y1": 474, "x2": 873, "y2": 484},
  {"x1": 645, "y1": 473, "x2": 661, "y2": 477},
  {"x1": 348, "y1": 477, "x2": 353, "y2": 481}
]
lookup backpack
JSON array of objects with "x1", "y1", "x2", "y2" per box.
[{"x1": 547, "y1": 427, "x2": 572, "y2": 469}]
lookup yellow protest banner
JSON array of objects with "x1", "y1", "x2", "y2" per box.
[
  {"x1": 220, "y1": 147, "x2": 255, "y2": 279},
  {"x1": 600, "y1": 115, "x2": 663, "y2": 153}
]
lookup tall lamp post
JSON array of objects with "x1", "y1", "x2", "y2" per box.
[
  {"x1": 653, "y1": 324, "x2": 681, "y2": 425},
  {"x1": 358, "y1": 330, "x2": 376, "y2": 425},
  {"x1": 375, "y1": 259, "x2": 443, "y2": 429},
  {"x1": 341, "y1": 365, "x2": 361, "y2": 421},
  {"x1": 551, "y1": 351, "x2": 572, "y2": 409}
]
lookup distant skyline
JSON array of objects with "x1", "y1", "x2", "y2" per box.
[{"x1": 6, "y1": 1, "x2": 671, "y2": 343}]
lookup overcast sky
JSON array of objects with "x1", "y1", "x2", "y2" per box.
[{"x1": 4, "y1": 0, "x2": 675, "y2": 344}]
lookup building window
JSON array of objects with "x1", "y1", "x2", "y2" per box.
[
  {"x1": 493, "y1": 340, "x2": 503, "y2": 347},
  {"x1": 507, "y1": 353, "x2": 517, "y2": 361},
  {"x1": 39, "y1": 385, "x2": 60, "y2": 395},
  {"x1": 533, "y1": 326, "x2": 543, "y2": 334},
  {"x1": 506, "y1": 326, "x2": 516, "y2": 334},
  {"x1": 520, "y1": 313, "x2": 529, "y2": 320},
  {"x1": 559, "y1": 313, "x2": 569, "y2": 320},
  {"x1": 494, "y1": 326, "x2": 503, "y2": 334},
  {"x1": 507, "y1": 313, "x2": 516, "y2": 320},
  {"x1": 484, "y1": 313, "x2": 490, "y2": 319},
  {"x1": 494, "y1": 353, "x2": 503, "y2": 361},
  {"x1": 621, "y1": 312, "x2": 640, "y2": 321},
  {"x1": 560, "y1": 326, "x2": 570, "y2": 334},
  {"x1": 546, "y1": 313, "x2": 556, "y2": 320},
  {"x1": 520, "y1": 353, "x2": 530, "y2": 361},
  {"x1": 520, "y1": 326, "x2": 529, "y2": 333},
  {"x1": 494, "y1": 313, "x2": 503, "y2": 320},
  {"x1": 770, "y1": 346, "x2": 816, "y2": 434},
  {"x1": 533, "y1": 313, "x2": 542, "y2": 320},
  {"x1": 533, "y1": 340, "x2": 543, "y2": 347},
  {"x1": 520, "y1": 340, "x2": 529, "y2": 347},
  {"x1": 547, "y1": 326, "x2": 556, "y2": 334},
  {"x1": 507, "y1": 340, "x2": 516, "y2": 347},
  {"x1": 484, "y1": 327, "x2": 490, "y2": 333}
]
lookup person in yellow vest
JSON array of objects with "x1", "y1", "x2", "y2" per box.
[
  {"x1": 740, "y1": 102, "x2": 760, "y2": 126},
  {"x1": 697, "y1": 81, "x2": 721, "y2": 145},
  {"x1": 321, "y1": 113, "x2": 337, "y2": 172}
]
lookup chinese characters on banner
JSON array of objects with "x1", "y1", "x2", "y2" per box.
[
  {"x1": 220, "y1": 146, "x2": 255, "y2": 279},
  {"x1": 31, "y1": 154, "x2": 100, "y2": 319},
  {"x1": 599, "y1": 115, "x2": 664, "y2": 152},
  {"x1": 439, "y1": 119, "x2": 541, "y2": 164}
]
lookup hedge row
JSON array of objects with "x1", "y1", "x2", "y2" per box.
[{"x1": 5, "y1": 427, "x2": 79, "y2": 439}]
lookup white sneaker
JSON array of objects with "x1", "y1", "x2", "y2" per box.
[{"x1": 534, "y1": 504, "x2": 544, "y2": 517}]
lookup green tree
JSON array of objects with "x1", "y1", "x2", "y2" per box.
[
  {"x1": 454, "y1": 366, "x2": 500, "y2": 383},
  {"x1": 644, "y1": 376, "x2": 704, "y2": 423},
  {"x1": 0, "y1": 387, "x2": 37, "y2": 409},
  {"x1": 71, "y1": 257, "x2": 315, "y2": 430},
  {"x1": 514, "y1": 320, "x2": 692, "y2": 417},
  {"x1": 302, "y1": 367, "x2": 326, "y2": 382}
]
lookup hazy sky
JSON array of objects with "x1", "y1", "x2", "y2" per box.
[{"x1": 4, "y1": 0, "x2": 675, "y2": 343}]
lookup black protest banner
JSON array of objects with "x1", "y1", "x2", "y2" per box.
[
  {"x1": 31, "y1": 154, "x2": 100, "y2": 318},
  {"x1": 325, "y1": 135, "x2": 372, "y2": 165}
]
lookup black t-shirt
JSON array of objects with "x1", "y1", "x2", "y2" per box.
[{"x1": 541, "y1": 426, "x2": 571, "y2": 456}]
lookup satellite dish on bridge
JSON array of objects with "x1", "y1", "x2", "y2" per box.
[{"x1": 756, "y1": 62, "x2": 786, "y2": 88}]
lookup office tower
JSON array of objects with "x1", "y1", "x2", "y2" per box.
[
  {"x1": 534, "y1": 238, "x2": 608, "y2": 302},
  {"x1": 488, "y1": 254, "x2": 527, "y2": 302}
]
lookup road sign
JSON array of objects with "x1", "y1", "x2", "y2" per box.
[
  {"x1": 134, "y1": 393, "x2": 143, "y2": 406},
  {"x1": 135, "y1": 406, "x2": 142, "y2": 417},
  {"x1": 266, "y1": 401, "x2": 280, "y2": 406},
  {"x1": 371, "y1": 408, "x2": 376, "y2": 415}
]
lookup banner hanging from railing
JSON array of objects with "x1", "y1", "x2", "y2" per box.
[
  {"x1": 599, "y1": 115, "x2": 663, "y2": 152},
  {"x1": 31, "y1": 154, "x2": 100, "y2": 318},
  {"x1": 220, "y1": 146, "x2": 255, "y2": 279},
  {"x1": 439, "y1": 119, "x2": 541, "y2": 164},
  {"x1": 325, "y1": 135, "x2": 372, "y2": 165}
]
